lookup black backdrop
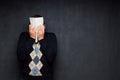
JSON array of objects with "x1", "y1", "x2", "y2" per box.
[{"x1": 0, "y1": 0, "x2": 120, "y2": 80}]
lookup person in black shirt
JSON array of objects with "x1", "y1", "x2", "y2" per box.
[{"x1": 17, "y1": 15, "x2": 57, "y2": 80}]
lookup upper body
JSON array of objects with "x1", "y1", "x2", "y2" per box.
[
  {"x1": 17, "y1": 15, "x2": 57, "y2": 80},
  {"x1": 17, "y1": 32, "x2": 57, "y2": 80}
]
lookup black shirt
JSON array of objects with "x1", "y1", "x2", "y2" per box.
[{"x1": 17, "y1": 32, "x2": 57, "y2": 80}]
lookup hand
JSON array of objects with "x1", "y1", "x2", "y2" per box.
[
  {"x1": 37, "y1": 24, "x2": 45, "y2": 40},
  {"x1": 29, "y1": 24, "x2": 45, "y2": 40}
]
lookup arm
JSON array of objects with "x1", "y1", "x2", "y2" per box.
[
  {"x1": 17, "y1": 32, "x2": 27, "y2": 62},
  {"x1": 47, "y1": 33, "x2": 58, "y2": 65},
  {"x1": 17, "y1": 32, "x2": 34, "y2": 62}
]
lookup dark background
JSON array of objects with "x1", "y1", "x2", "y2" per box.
[{"x1": 0, "y1": 0, "x2": 120, "y2": 80}]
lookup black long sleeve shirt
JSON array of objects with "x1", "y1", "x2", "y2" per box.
[{"x1": 17, "y1": 32, "x2": 57, "y2": 80}]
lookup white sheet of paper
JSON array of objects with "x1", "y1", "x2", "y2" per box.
[{"x1": 29, "y1": 17, "x2": 44, "y2": 27}]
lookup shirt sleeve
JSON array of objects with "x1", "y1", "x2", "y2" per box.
[
  {"x1": 17, "y1": 32, "x2": 34, "y2": 63},
  {"x1": 46, "y1": 33, "x2": 57, "y2": 65}
]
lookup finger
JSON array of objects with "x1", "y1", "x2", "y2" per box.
[
  {"x1": 38, "y1": 24, "x2": 44, "y2": 28},
  {"x1": 29, "y1": 24, "x2": 35, "y2": 33},
  {"x1": 29, "y1": 24, "x2": 33, "y2": 30},
  {"x1": 29, "y1": 24, "x2": 33, "y2": 28}
]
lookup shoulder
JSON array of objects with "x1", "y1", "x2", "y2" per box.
[
  {"x1": 19, "y1": 32, "x2": 29, "y2": 37},
  {"x1": 20, "y1": 32, "x2": 29, "y2": 36},
  {"x1": 45, "y1": 32, "x2": 57, "y2": 40},
  {"x1": 44, "y1": 32, "x2": 57, "y2": 48},
  {"x1": 19, "y1": 32, "x2": 29, "y2": 39},
  {"x1": 45, "y1": 32, "x2": 56, "y2": 37}
]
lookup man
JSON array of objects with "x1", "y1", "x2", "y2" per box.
[{"x1": 17, "y1": 15, "x2": 57, "y2": 80}]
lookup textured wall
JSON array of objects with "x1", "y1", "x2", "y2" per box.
[{"x1": 0, "y1": 0, "x2": 120, "y2": 80}]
